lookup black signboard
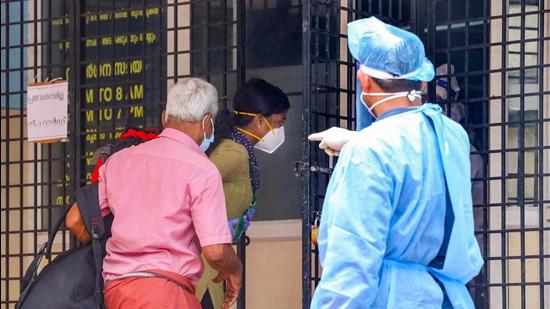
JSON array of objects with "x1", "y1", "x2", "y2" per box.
[
  {"x1": 46, "y1": 0, "x2": 166, "y2": 208},
  {"x1": 80, "y1": 1, "x2": 166, "y2": 182}
]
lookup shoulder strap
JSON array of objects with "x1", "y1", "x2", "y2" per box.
[
  {"x1": 76, "y1": 183, "x2": 105, "y2": 308},
  {"x1": 91, "y1": 226, "x2": 105, "y2": 308},
  {"x1": 76, "y1": 183, "x2": 104, "y2": 238},
  {"x1": 75, "y1": 183, "x2": 106, "y2": 308}
]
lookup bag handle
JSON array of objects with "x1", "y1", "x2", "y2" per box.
[
  {"x1": 17, "y1": 208, "x2": 69, "y2": 309},
  {"x1": 18, "y1": 200, "x2": 73, "y2": 308},
  {"x1": 45, "y1": 204, "x2": 72, "y2": 258},
  {"x1": 18, "y1": 242, "x2": 47, "y2": 295}
]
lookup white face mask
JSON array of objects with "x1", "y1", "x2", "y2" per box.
[
  {"x1": 255, "y1": 126, "x2": 285, "y2": 154},
  {"x1": 360, "y1": 90, "x2": 421, "y2": 118}
]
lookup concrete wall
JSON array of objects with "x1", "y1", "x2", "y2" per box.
[{"x1": 245, "y1": 220, "x2": 302, "y2": 308}]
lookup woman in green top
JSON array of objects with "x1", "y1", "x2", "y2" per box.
[{"x1": 196, "y1": 79, "x2": 290, "y2": 308}]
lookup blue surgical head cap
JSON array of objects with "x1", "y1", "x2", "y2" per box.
[{"x1": 348, "y1": 17, "x2": 435, "y2": 82}]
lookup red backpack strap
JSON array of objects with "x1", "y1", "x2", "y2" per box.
[
  {"x1": 91, "y1": 157, "x2": 104, "y2": 184},
  {"x1": 119, "y1": 128, "x2": 160, "y2": 141}
]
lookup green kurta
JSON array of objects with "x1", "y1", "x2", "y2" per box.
[{"x1": 195, "y1": 139, "x2": 253, "y2": 308}]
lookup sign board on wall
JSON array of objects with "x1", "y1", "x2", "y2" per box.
[{"x1": 26, "y1": 80, "x2": 69, "y2": 143}]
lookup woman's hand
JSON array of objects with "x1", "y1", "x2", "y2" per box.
[
  {"x1": 228, "y1": 218, "x2": 240, "y2": 239},
  {"x1": 244, "y1": 208, "x2": 255, "y2": 230},
  {"x1": 228, "y1": 207, "x2": 256, "y2": 241}
]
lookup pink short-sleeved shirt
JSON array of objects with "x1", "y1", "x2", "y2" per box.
[{"x1": 98, "y1": 128, "x2": 231, "y2": 285}]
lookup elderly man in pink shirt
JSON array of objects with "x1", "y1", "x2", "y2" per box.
[{"x1": 99, "y1": 78, "x2": 241, "y2": 309}]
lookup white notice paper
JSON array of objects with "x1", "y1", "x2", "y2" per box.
[{"x1": 26, "y1": 81, "x2": 69, "y2": 143}]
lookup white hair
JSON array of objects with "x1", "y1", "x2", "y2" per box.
[{"x1": 165, "y1": 78, "x2": 219, "y2": 123}]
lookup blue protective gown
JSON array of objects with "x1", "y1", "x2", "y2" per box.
[{"x1": 310, "y1": 104, "x2": 483, "y2": 309}]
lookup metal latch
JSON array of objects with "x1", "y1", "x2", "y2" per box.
[{"x1": 294, "y1": 161, "x2": 333, "y2": 177}]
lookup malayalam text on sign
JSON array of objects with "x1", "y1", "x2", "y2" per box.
[{"x1": 26, "y1": 81, "x2": 69, "y2": 143}]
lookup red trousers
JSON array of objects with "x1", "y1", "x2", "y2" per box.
[{"x1": 104, "y1": 269, "x2": 201, "y2": 309}]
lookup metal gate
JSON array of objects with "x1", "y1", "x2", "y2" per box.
[
  {"x1": 1, "y1": 0, "x2": 243, "y2": 307},
  {"x1": 2, "y1": 0, "x2": 549, "y2": 308},
  {"x1": 301, "y1": 0, "x2": 550, "y2": 308}
]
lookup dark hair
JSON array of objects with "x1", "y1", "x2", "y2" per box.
[
  {"x1": 208, "y1": 78, "x2": 290, "y2": 154},
  {"x1": 371, "y1": 77, "x2": 422, "y2": 93}
]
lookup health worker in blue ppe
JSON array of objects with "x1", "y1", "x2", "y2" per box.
[{"x1": 308, "y1": 17, "x2": 483, "y2": 309}]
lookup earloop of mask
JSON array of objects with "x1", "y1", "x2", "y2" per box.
[
  {"x1": 361, "y1": 90, "x2": 422, "y2": 118},
  {"x1": 234, "y1": 111, "x2": 257, "y2": 117},
  {"x1": 235, "y1": 127, "x2": 263, "y2": 141},
  {"x1": 261, "y1": 116, "x2": 275, "y2": 132},
  {"x1": 234, "y1": 111, "x2": 275, "y2": 133}
]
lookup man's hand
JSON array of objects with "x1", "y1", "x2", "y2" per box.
[
  {"x1": 213, "y1": 268, "x2": 243, "y2": 309},
  {"x1": 203, "y1": 244, "x2": 243, "y2": 308},
  {"x1": 308, "y1": 127, "x2": 358, "y2": 156}
]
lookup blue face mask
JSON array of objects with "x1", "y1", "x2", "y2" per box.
[
  {"x1": 200, "y1": 116, "x2": 215, "y2": 152},
  {"x1": 355, "y1": 63, "x2": 375, "y2": 130},
  {"x1": 356, "y1": 63, "x2": 422, "y2": 126}
]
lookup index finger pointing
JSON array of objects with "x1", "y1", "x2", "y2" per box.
[{"x1": 308, "y1": 132, "x2": 324, "y2": 141}]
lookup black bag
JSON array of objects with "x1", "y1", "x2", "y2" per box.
[
  {"x1": 17, "y1": 127, "x2": 157, "y2": 309},
  {"x1": 17, "y1": 184, "x2": 113, "y2": 309}
]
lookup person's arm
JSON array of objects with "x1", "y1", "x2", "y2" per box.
[
  {"x1": 66, "y1": 202, "x2": 91, "y2": 244},
  {"x1": 190, "y1": 168, "x2": 241, "y2": 308},
  {"x1": 202, "y1": 244, "x2": 242, "y2": 308},
  {"x1": 311, "y1": 142, "x2": 393, "y2": 308},
  {"x1": 66, "y1": 163, "x2": 112, "y2": 244},
  {"x1": 308, "y1": 127, "x2": 359, "y2": 156}
]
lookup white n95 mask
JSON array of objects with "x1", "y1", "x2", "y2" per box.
[{"x1": 255, "y1": 126, "x2": 285, "y2": 154}]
